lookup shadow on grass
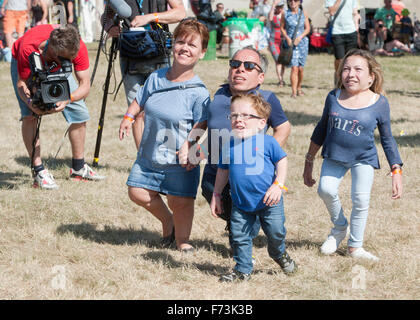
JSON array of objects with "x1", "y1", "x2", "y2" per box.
[
  {"x1": 387, "y1": 89, "x2": 420, "y2": 98},
  {"x1": 374, "y1": 133, "x2": 420, "y2": 147},
  {"x1": 254, "y1": 236, "x2": 322, "y2": 251},
  {"x1": 284, "y1": 110, "x2": 320, "y2": 126},
  {"x1": 140, "y1": 251, "x2": 230, "y2": 276},
  {"x1": 265, "y1": 81, "x2": 331, "y2": 91},
  {"x1": 15, "y1": 156, "x2": 71, "y2": 170},
  {"x1": 0, "y1": 171, "x2": 30, "y2": 189},
  {"x1": 56, "y1": 223, "x2": 159, "y2": 246},
  {"x1": 56, "y1": 223, "x2": 232, "y2": 258},
  {"x1": 15, "y1": 156, "x2": 113, "y2": 171},
  {"x1": 395, "y1": 133, "x2": 420, "y2": 147}
]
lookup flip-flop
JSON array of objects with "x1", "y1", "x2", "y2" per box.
[{"x1": 297, "y1": 90, "x2": 305, "y2": 96}]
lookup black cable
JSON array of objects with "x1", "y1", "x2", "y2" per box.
[{"x1": 90, "y1": 4, "x2": 111, "y2": 86}]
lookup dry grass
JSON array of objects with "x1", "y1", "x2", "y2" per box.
[{"x1": 0, "y1": 44, "x2": 419, "y2": 300}]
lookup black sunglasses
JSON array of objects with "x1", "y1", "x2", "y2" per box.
[{"x1": 229, "y1": 59, "x2": 263, "y2": 72}]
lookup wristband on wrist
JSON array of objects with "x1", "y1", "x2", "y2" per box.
[
  {"x1": 273, "y1": 180, "x2": 288, "y2": 192},
  {"x1": 153, "y1": 13, "x2": 159, "y2": 23},
  {"x1": 124, "y1": 113, "x2": 135, "y2": 122},
  {"x1": 27, "y1": 98, "x2": 32, "y2": 105},
  {"x1": 70, "y1": 94, "x2": 75, "y2": 103},
  {"x1": 390, "y1": 168, "x2": 402, "y2": 176},
  {"x1": 213, "y1": 192, "x2": 222, "y2": 198}
]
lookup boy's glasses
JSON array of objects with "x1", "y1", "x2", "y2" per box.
[
  {"x1": 227, "y1": 113, "x2": 262, "y2": 121},
  {"x1": 229, "y1": 59, "x2": 263, "y2": 73}
]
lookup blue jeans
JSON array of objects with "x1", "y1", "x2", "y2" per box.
[
  {"x1": 231, "y1": 200, "x2": 286, "y2": 275},
  {"x1": 318, "y1": 159, "x2": 374, "y2": 248}
]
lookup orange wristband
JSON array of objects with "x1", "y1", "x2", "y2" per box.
[
  {"x1": 391, "y1": 168, "x2": 402, "y2": 176},
  {"x1": 70, "y1": 94, "x2": 75, "y2": 103},
  {"x1": 273, "y1": 180, "x2": 288, "y2": 192},
  {"x1": 123, "y1": 114, "x2": 134, "y2": 122},
  {"x1": 153, "y1": 13, "x2": 158, "y2": 23}
]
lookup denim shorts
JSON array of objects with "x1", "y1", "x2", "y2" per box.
[
  {"x1": 126, "y1": 160, "x2": 201, "y2": 198},
  {"x1": 11, "y1": 57, "x2": 90, "y2": 123}
]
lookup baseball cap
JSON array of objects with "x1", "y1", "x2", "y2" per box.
[{"x1": 276, "y1": 0, "x2": 285, "y2": 7}]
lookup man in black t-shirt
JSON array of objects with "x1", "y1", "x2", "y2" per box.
[{"x1": 103, "y1": 0, "x2": 186, "y2": 149}]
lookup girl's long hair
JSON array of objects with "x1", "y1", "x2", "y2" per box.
[{"x1": 336, "y1": 49, "x2": 385, "y2": 95}]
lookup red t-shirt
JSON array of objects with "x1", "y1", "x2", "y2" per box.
[{"x1": 12, "y1": 24, "x2": 89, "y2": 80}]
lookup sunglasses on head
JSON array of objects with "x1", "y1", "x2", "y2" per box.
[{"x1": 229, "y1": 59, "x2": 263, "y2": 72}]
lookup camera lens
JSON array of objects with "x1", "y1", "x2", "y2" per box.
[{"x1": 48, "y1": 83, "x2": 63, "y2": 98}]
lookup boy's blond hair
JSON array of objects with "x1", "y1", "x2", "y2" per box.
[{"x1": 231, "y1": 93, "x2": 271, "y2": 120}]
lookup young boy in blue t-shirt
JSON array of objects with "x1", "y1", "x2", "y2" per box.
[{"x1": 210, "y1": 93, "x2": 296, "y2": 282}]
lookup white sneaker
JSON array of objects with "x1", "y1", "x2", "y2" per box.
[
  {"x1": 33, "y1": 169, "x2": 59, "y2": 190},
  {"x1": 348, "y1": 247, "x2": 379, "y2": 261},
  {"x1": 320, "y1": 227, "x2": 349, "y2": 255},
  {"x1": 69, "y1": 163, "x2": 106, "y2": 181}
]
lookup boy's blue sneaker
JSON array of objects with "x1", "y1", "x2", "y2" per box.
[
  {"x1": 219, "y1": 270, "x2": 251, "y2": 282},
  {"x1": 274, "y1": 251, "x2": 297, "y2": 275}
]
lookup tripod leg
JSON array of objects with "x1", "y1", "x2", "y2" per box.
[{"x1": 92, "y1": 37, "x2": 118, "y2": 167}]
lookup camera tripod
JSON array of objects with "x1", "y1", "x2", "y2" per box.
[{"x1": 92, "y1": 35, "x2": 118, "y2": 168}]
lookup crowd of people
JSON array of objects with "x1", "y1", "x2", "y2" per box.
[
  {"x1": 0, "y1": 0, "x2": 94, "y2": 61},
  {"x1": 5, "y1": 0, "x2": 406, "y2": 283}
]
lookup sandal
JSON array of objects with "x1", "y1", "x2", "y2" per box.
[
  {"x1": 160, "y1": 227, "x2": 175, "y2": 248},
  {"x1": 290, "y1": 93, "x2": 297, "y2": 99},
  {"x1": 278, "y1": 80, "x2": 285, "y2": 87},
  {"x1": 297, "y1": 89, "x2": 305, "y2": 96}
]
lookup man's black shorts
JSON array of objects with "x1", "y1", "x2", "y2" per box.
[{"x1": 332, "y1": 31, "x2": 358, "y2": 59}]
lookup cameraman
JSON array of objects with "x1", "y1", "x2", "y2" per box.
[
  {"x1": 368, "y1": 18, "x2": 411, "y2": 56},
  {"x1": 11, "y1": 24, "x2": 105, "y2": 190},
  {"x1": 103, "y1": 0, "x2": 186, "y2": 149}
]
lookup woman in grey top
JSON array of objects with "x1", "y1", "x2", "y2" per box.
[{"x1": 119, "y1": 19, "x2": 210, "y2": 252}]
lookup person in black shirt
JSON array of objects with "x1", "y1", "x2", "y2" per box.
[{"x1": 103, "y1": 0, "x2": 186, "y2": 149}]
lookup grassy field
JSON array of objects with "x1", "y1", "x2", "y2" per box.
[{"x1": 0, "y1": 43, "x2": 419, "y2": 300}]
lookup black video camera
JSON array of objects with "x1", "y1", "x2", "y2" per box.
[{"x1": 27, "y1": 52, "x2": 72, "y2": 111}]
